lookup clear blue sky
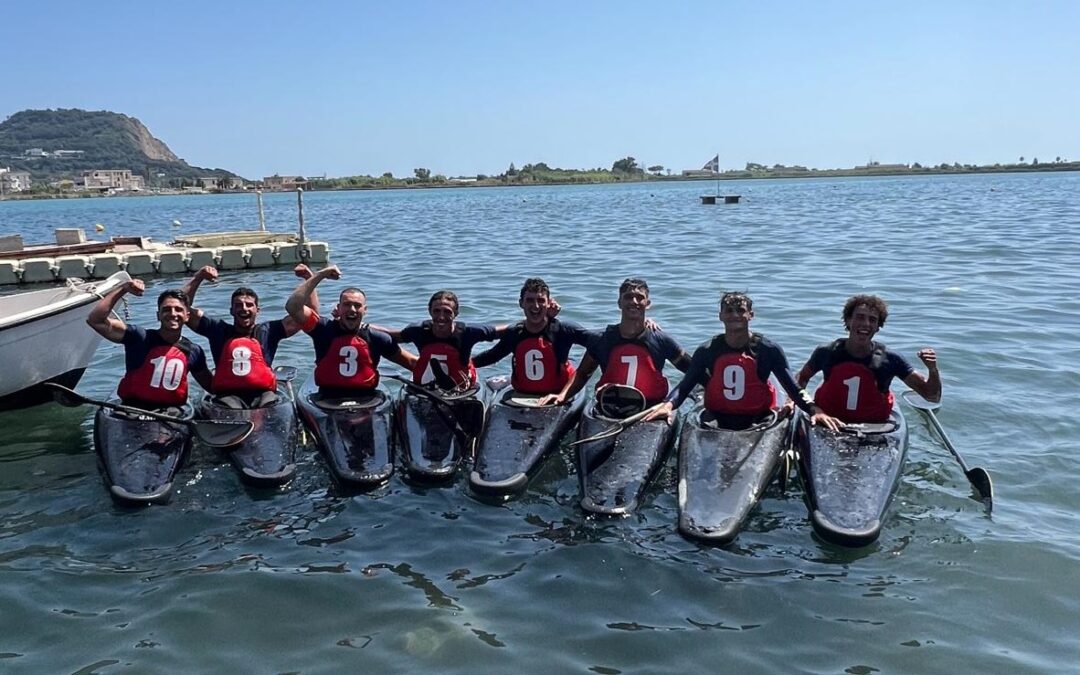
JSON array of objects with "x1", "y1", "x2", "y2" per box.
[{"x1": 3, "y1": 1, "x2": 1077, "y2": 179}]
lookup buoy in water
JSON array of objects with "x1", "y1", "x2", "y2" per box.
[
  {"x1": 94, "y1": 223, "x2": 105, "y2": 232},
  {"x1": 172, "y1": 219, "x2": 182, "y2": 227}
]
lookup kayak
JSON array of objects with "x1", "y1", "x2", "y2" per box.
[
  {"x1": 576, "y1": 396, "x2": 679, "y2": 515},
  {"x1": 197, "y1": 383, "x2": 299, "y2": 488},
  {"x1": 93, "y1": 401, "x2": 194, "y2": 504},
  {"x1": 796, "y1": 408, "x2": 909, "y2": 547},
  {"x1": 396, "y1": 384, "x2": 485, "y2": 483},
  {"x1": 295, "y1": 375, "x2": 395, "y2": 488},
  {"x1": 677, "y1": 405, "x2": 791, "y2": 544},
  {"x1": 469, "y1": 379, "x2": 586, "y2": 498}
]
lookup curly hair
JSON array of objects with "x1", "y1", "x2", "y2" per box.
[
  {"x1": 842, "y1": 294, "x2": 889, "y2": 328},
  {"x1": 519, "y1": 278, "x2": 550, "y2": 303},
  {"x1": 719, "y1": 290, "x2": 753, "y2": 312}
]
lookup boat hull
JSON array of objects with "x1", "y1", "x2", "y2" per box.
[
  {"x1": 198, "y1": 384, "x2": 299, "y2": 487},
  {"x1": 677, "y1": 406, "x2": 790, "y2": 544},
  {"x1": 796, "y1": 409, "x2": 909, "y2": 547},
  {"x1": 295, "y1": 376, "x2": 395, "y2": 489},
  {"x1": 93, "y1": 402, "x2": 194, "y2": 505},
  {"x1": 396, "y1": 387, "x2": 485, "y2": 483},
  {"x1": 469, "y1": 383, "x2": 585, "y2": 498},
  {"x1": 0, "y1": 272, "x2": 130, "y2": 411},
  {"x1": 577, "y1": 397, "x2": 679, "y2": 516}
]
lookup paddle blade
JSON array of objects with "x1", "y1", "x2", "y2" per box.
[
  {"x1": 967, "y1": 467, "x2": 994, "y2": 508},
  {"x1": 194, "y1": 419, "x2": 255, "y2": 447},
  {"x1": 48, "y1": 383, "x2": 87, "y2": 408},
  {"x1": 569, "y1": 423, "x2": 622, "y2": 447}
]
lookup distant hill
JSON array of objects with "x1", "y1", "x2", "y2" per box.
[{"x1": 0, "y1": 108, "x2": 241, "y2": 183}]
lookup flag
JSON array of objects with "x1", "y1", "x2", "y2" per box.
[{"x1": 702, "y1": 154, "x2": 719, "y2": 172}]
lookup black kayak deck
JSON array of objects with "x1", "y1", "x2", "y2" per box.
[
  {"x1": 395, "y1": 384, "x2": 485, "y2": 483},
  {"x1": 295, "y1": 376, "x2": 395, "y2": 488},
  {"x1": 796, "y1": 409, "x2": 909, "y2": 547},
  {"x1": 576, "y1": 397, "x2": 678, "y2": 516},
  {"x1": 470, "y1": 381, "x2": 585, "y2": 498},
  {"x1": 678, "y1": 406, "x2": 791, "y2": 544},
  {"x1": 198, "y1": 383, "x2": 299, "y2": 487},
  {"x1": 93, "y1": 402, "x2": 194, "y2": 505}
]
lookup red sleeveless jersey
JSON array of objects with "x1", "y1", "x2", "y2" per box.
[
  {"x1": 511, "y1": 335, "x2": 573, "y2": 394},
  {"x1": 814, "y1": 361, "x2": 894, "y2": 422},
  {"x1": 212, "y1": 336, "x2": 277, "y2": 393},
  {"x1": 414, "y1": 342, "x2": 476, "y2": 386},
  {"x1": 597, "y1": 342, "x2": 669, "y2": 402},
  {"x1": 118, "y1": 343, "x2": 193, "y2": 406},
  {"x1": 314, "y1": 333, "x2": 380, "y2": 390},
  {"x1": 704, "y1": 351, "x2": 776, "y2": 415}
]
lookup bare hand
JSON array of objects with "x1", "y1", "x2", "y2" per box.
[
  {"x1": 917, "y1": 348, "x2": 938, "y2": 371},
  {"x1": 126, "y1": 279, "x2": 146, "y2": 296},
  {"x1": 537, "y1": 393, "x2": 564, "y2": 407},
  {"x1": 320, "y1": 265, "x2": 342, "y2": 280},
  {"x1": 779, "y1": 400, "x2": 795, "y2": 418},
  {"x1": 644, "y1": 317, "x2": 662, "y2": 331},
  {"x1": 546, "y1": 298, "x2": 562, "y2": 319},
  {"x1": 197, "y1": 265, "x2": 219, "y2": 282},
  {"x1": 294, "y1": 264, "x2": 313, "y2": 280},
  {"x1": 642, "y1": 401, "x2": 675, "y2": 424},
  {"x1": 810, "y1": 411, "x2": 844, "y2": 432}
]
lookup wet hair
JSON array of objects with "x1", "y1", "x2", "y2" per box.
[
  {"x1": 843, "y1": 294, "x2": 889, "y2": 328},
  {"x1": 719, "y1": 291, "x2": 753, "y2": 311},
  {"x1": 157, "y1": 289, "x2": 190, "y2": 308},
  {"x1": 519, "y1": 277, "x2": 551, "y2": 303},
  {"x1": 618, "y1": 277, "x2": 650, "y2": 297},
  {"x1": 339, "y1": 287, "x2": 366, "y2": 303},
  {"x1": 231, "y1": 287, "x2": 259, "y2": 305},
  {"x1": 428, "y1": 290, "x2": 459, "y2": 314}
]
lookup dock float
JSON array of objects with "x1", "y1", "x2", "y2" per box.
[{"x1": 0, "y1": 230, "x2": 330, "y2": 286}]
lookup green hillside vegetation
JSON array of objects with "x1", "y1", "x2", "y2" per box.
[{"x1": 0, "y1": 109, "x2": 239, "y2": 184}]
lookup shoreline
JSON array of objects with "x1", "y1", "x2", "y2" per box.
[{"x1": 2, "y1": 164, "x2": 1078, "y2": 202}]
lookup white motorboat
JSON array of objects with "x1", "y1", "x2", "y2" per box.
[{"x1": 0, "y1": 271, "x2": 130, "y2": 411}]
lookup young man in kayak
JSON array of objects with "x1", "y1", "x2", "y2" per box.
[
  {"x1": 180, "y1": 265, "x2": 320, "y2": 408},
  {"x1": 539, "y1": 277, "x2": 692, "y2": 408},
  {"x1": 285, "y1": 265, "x2": 416, "y2": 398},
  {"x1": 471, "y1": 277, "x2": 591, "y2": 395},
  {"x1": 374, "y1": 290, "x2": 506, "y2": 389},
  {"x1": 642, "y1": 291, "x2": 843, "y2": 431},
  {"x1": 86, "y1": 278, "x2": 212, "y2": 413},
  {"x1": 794, "y1": 294, "x2": 941, "y2": 423}
]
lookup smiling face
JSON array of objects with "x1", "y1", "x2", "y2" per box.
[
  {"x1": 719, "y1": 297, "x2": 754, "y2": 332},
  {"x1": 230, "y1": 293, "x2": 260, "y2": 331},
  {"x1": 520, "y1": 290, "x2": 551, "y2": 329},
  {"x1": 845, "y1": 303, "x2": 882, "y2": 346},
  {"x1": 157, "y1": 297, "x2": 189, "y2": 333},
  {"x1": 335, "y1": 289, "x2": 367, "y2": 331},
  {"x1": 429, "y1": 297, "x2": 458, "y2": 337},
  {"x1": 617, "y1": 285, "x2": 651, "y2": 320}
]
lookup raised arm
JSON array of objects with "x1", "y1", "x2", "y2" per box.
[
  {"x1": 179, "y1": 265, "x2": 218, "y2": 326},
  {"x1": 282, "y1": 264, "x2": 320, "y2": 336},
  {"x1": 286, "y1": 264, "x2": 339, "y2": 325},
  {"x1": 87, "y1": 278, "x2": 144, "y2": 343},
  {"x1": 903, "y1": 347, "x2": 942, "y2": 403}
]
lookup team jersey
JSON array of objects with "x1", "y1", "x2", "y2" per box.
[
  {"x1": 472, "y1": 318, "x2": 589, "y2": 394},
  {"x1": 803, "y1": 339, "x2": 914, "y2": 422},
  {"x1": 399, "y1": 320, "x2": 500, "y2": 386},
  {"x1": 667, "y1": 333, "x2": 815, "y2": 416},
  {"x1": 303, "y1": 315, "x2": 398, "y2": 391},
  {"x1": 193, "y1": 316, "x2": 287, "y2": 393},
  {"x1": 584, "y1": 325, "x2": 684, "y2": 403},
  {"x1": 116, "y1": 325, "x2": 209, "y2": 407}
]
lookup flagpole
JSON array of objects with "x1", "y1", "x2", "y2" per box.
[{"x1": 715, "y1": 150, "x2": 720, "y2": 197}]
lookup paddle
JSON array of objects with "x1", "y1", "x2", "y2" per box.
[
  {"x1": 569, "y1": 401, "x2": 667, "y2": 447},
  {"x1": 47, "y1": 383, "x2": 254, "y2": 448},
  {"x1": 384, "y1": 373, "x2": 475, "y2": 446},
  {"x1": 901, "y1": 390, "x2": 993, "y2": 509}
]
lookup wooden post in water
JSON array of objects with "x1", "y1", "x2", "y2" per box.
[
  {"x1": 296, "y1": 187, "x2": 308, "y2": 260},
  {"x1": 256, "y1": 189, "x2": 266, "y2": 232}
]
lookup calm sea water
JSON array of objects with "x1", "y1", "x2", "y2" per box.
[{"x1": 1, "y1": 174, "x2": 1078, "y2": 673}]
